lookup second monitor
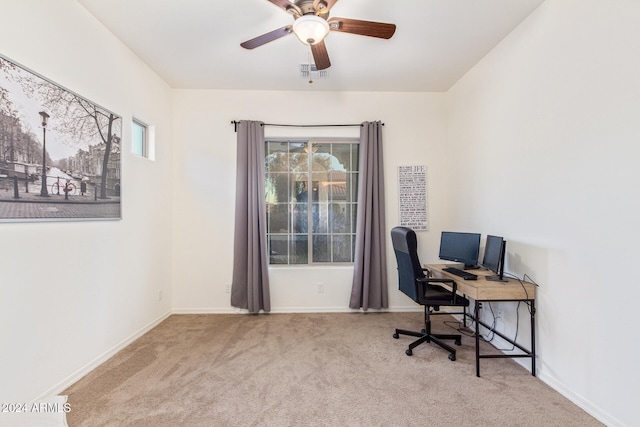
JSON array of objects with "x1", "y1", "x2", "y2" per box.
[{"x1": 482, "y1": 235, "x2": 507, "y2": 282}]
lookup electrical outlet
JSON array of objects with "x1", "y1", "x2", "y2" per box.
[
  {"x1": 496, "y1": 310, "x2": 503, "y2": 320},
  {"x1": 317, "y1": 283, "x2": 325, "y2": 293},
  {"x1": 225, "y1": 284, "x2": 232, "y2": 293},
  {"x1": 158, "y1": 289, "x2": 163, "y2": 301}
]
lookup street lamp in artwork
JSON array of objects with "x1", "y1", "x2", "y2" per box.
[{"x1": 39, "y1": 111, "x2": 50, "y2": 197}]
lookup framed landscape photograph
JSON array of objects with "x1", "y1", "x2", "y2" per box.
[{"x1": 0, "y1": 54, "x2": 121, "y2": 222}]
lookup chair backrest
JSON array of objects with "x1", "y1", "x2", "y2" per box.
[{"x1": 391, "y1": 226, "x2": 425, "y2": 303}]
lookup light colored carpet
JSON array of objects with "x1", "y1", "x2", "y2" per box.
[{"x1": 63, "y1": 312, "x2": 602, "y2": 426}]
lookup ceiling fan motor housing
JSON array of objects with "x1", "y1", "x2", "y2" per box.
[{"x1": 290, "y1": 0, "x2": 330, "y2": 18}]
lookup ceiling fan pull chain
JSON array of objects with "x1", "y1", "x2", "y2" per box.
[{"x1": 308, "y1": 50, "x2": 314, "y2": 84}]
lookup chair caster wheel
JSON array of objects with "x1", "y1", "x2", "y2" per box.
[
  {"x1": 455, "y1": 339, "x2": 461, "y2": 346},
  {"x1": 393, "y1": 333, "x2": 399, "y2": 339},
  {"x1": 406, "y1": 349, "x2": 413, "y2": 356},
  {"x1": 448, "y1": 353, "x2": 456, "y2": 361}
]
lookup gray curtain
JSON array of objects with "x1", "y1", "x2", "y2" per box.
[
  {"x1": 349, "y1": 121, "x2": 388, "y2": 310},
  {"x1": 231, "y1": 120, "x2": 271, "y2": 313}
]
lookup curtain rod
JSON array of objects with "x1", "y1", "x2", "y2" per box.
[{"x1": 230, "y1": 121, "x2": 384, "y2": 132}]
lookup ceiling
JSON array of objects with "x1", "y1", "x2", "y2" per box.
[{"x1": 77, "y1": 0, "x2": 545, "y2": 92}]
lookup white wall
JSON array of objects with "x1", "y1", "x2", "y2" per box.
[
  {"x1": 446, "y1": 1, "x2": 640, "y2": 426},
  {"x1": 171, "y1": 90, "x2": 451, "y2": 312},
  {"x1": 0, "y1": 0, "x2": 173, "y2": 402}
]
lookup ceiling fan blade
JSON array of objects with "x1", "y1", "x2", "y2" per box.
[
  {"x1": 328, "y1": 17, "x2": 396, "y2": 39},
  {"x1": 268, "y1": 0, "x2": 302, "y2": 17},
  {"x1": 240, "y1": 25, "x2": 293, "y2": 49},
  {"x1": 311, "y1": 40, "x2": 331, "y2": 70},
  {"x1": 314, "y1": 0, "x2": 339, "y2": 16}
]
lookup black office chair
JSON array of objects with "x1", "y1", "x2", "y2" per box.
[{"x1": 391, "y1": 226, "x2": 469, "y2": 361}]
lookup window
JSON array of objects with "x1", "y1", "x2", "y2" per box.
[
  {"x1": 265, "y1": 139, "x2": 359, "y2": 265},
  {"x1": 132, "y1": 118, "x2": 148, "y2": 157}
]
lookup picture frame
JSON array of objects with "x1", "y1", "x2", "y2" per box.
[
  {"x1": 0, "y1": 53, "x2": 121, "y2": 222},
  {"x1": 398, "y1": 165, "x2": 428, "y2": 230}
]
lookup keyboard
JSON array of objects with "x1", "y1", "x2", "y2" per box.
[{"x1": 442, "y1": 266, "x2": 478, "y2": 280}]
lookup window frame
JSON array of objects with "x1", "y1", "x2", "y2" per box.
[
  {"x1": 265, "y1": 137, "x2": 360, "y2": 266},
  {"x1": 131, "y1": 118, "x2": 148, "y2": 158}
]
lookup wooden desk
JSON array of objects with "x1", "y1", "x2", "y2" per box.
[{"x1": 426, "y1": 264, "x2": 536, "y2": 377}]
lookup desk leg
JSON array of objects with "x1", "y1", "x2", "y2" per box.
[
  {"x1": 531, "y1": 299, "x2": 536, "y2": 376},
  {"x1": 475, "y1": 299, "x2": 481, "y2": 377}
]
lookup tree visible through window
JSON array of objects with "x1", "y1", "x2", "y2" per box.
[{"x1": 265, "y1": 139, "x2": 359, "y2": 264}]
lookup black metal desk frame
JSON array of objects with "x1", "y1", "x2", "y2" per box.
[
  {"x1": 427, "y1": 264, "x2": 536, "y2": 377},
  {"x1": 470, "y1": 298, "x2": 536, "y2": 377}
]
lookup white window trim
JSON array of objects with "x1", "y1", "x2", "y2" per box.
[
  {"x1": 132, "y1": 116, "x2": 156, "y2": 160},
  {"x1": 265, "y1": 137, "x2": 359, "y2": 266}
]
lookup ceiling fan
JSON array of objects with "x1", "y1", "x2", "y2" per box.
[{"x1": 240, "y1": 0, "x2": 396, "y2": 71}]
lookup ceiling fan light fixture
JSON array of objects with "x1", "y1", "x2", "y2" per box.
[{"x1": 292, "y1": 15, "x2": 330, "y2": 45}]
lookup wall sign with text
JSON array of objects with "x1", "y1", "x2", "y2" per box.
[{"x1": 398, "y1": 165, "x2": 428, "y2": 230}]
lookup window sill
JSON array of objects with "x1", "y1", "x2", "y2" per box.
[{"x1": 268, "y1": 264, "x2": 354, "y2": 270}]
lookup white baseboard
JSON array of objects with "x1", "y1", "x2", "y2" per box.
[
  {"x1": 34, "y1": 310, "x2": 172, "y2": 402},
  {"x1": 173, "y1": 306, "x2": 423, "y2": 314},
  {"x1": 172, "y1": 307, "x2": 240, "y2": 314},
  {"x1": 538, "y1": 371, "x2": 622, "y2": 427}
]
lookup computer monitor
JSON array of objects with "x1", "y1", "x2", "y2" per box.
[
  {"x1": 482, "y1": 235, "x2": 508, "y2": 282},
  {"x1": 438, "y1": 231, "x2": 481, "y2": 269}
]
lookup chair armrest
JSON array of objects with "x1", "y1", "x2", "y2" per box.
[
  {"x1": 417, "y1": 277, "x2": 454, "y2": 284},
  {"x1": 416, "y1": 277, "x2": 460, "y2": 302},
  {"x1": 422, "y1": 267, "x2": 453, "y2": 286},
  {"x1": 420, "y1": 267, "x2": 461, "y2": 299},
  {"x1": 418, "y1": 276, "x2": 458, "y2": 292}
]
